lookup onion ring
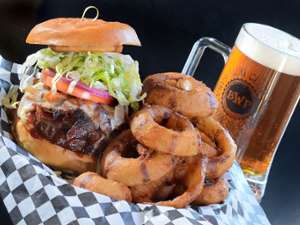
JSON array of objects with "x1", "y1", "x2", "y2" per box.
[
  {"x1": 143, "y1": 72, "x2": 217, "y2": 118},
  {"x1": 193, "y1": 117, "x2": 237, "y2": 179},
  {"x1": 130, "y1": 170, "x2": 175, "y2": 203},
  {"x1": 140, "y1": 156, "x2": 198, "y2": 203},
  {"x1": 156, "y1": 156, "x2": 207, "y2": 208},
  {"x1": 193, "y1": 177, "x2": 229, "y2": 205},
  {"x1": 130, "y1": 105, "x2": 200, "y2": 156},
  {"x1": 73, "y1": 172, "x2": 132, "y2": 201},
  {"x1": 198, "y1": 131, "x2": 218, "y2": 157},
  {"x1": 100, "y1": 130, "x2": 176, "y2": 186},
  {"x1": 131, "y1": 157, "x2": 194, "y2": 203},
  {"x1": 199, "y1": 131, "x2": 217, "y2": 148}
]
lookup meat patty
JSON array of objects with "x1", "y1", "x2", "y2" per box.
[
  {"x1": 17, "y1": 84, "x2": 127, "y2": 156},
  {"x1": 29, "y1": 106, "x2": 105, "y2": 155}
]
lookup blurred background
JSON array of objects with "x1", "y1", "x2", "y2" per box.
[{"x1": 0, "y1": 1, "x2": 299, "y2": 224}]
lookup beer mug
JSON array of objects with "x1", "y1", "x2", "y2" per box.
[{"x1": 183, "y1": 23, "x2": 300, "y2": 199}]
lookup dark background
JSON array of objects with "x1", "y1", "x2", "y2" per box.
[{"x1": 0, "y1": 1, "x2": 299, "y2": 224}]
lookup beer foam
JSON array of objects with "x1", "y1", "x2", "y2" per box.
[{"x1": 236, "y1": 23, "x2": 300, "y2": 76}]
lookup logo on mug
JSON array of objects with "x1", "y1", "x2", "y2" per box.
[{"x1": 222, "y1": 79, "x2": 257, "y2": 118}]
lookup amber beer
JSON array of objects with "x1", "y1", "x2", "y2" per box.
[{"x1": 214, "y1": 24, "x2": 300, "y2": 176}]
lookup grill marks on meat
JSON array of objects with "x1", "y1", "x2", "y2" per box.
[{"x1": 31, "y1": 106, "x2": 105, "y2": 155}]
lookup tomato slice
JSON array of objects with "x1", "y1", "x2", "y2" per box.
[{"x1": 41, "y1": 69, "x2": 113, "y2": 105}]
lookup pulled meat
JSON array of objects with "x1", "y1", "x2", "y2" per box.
[{"x1": 30, "y1": 106, "x2": 106, "y2": 155}]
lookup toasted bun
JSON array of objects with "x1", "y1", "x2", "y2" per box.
[
  {"x1": 15, "y1": 120, "x2": 96, "y2": 174},
  {"x1": 26, "y1": 18, "x2": 141, "y2": 52}
]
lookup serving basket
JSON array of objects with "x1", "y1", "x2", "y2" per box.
[{"x1": 0, "y1": 56, "x2": 270, "y2": 225}]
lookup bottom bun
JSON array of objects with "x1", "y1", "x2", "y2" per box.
[{"x1": 15, "y1": 120, "x2": 97, "y2": 174}]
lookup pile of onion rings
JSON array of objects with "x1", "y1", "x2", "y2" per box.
[{"x1": 73, "y1": 72, "x2": 237, "y2": 208}]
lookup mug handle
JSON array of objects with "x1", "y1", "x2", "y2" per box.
[{"x1": 182, "y1": 37, "x2": 232, "y2": 76}]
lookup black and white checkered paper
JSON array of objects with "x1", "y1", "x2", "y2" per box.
[{"x1": 0, "y1": 56, "x2": 271, "y2": 225}]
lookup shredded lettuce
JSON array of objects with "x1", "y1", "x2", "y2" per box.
[
  {"x1": 1, "y1": 85, "x2": 19, "y2": 109},
  {"x1": 24, "y1": 48, "x2": 145, "y2": 108}
]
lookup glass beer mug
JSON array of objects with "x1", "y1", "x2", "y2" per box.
[{"x1": 183, "y1": 23, "x2": 300, "y2": 199}]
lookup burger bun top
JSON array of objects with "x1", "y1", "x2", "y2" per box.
[{"x1": 26, "y1": 18, "x2": 141, "y2": 52}]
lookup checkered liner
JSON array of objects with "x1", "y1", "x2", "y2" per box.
[{"x1": 0, "y1": 56, "x2": 271, "y2": 225}]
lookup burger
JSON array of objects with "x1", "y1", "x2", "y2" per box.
[{"x1": 14, "y1": 16, "x2": 144, "y2": 174}]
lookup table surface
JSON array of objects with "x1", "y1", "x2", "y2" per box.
[{"x1": 0, "y1": 1, "x2": 300, "y2": 224}]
